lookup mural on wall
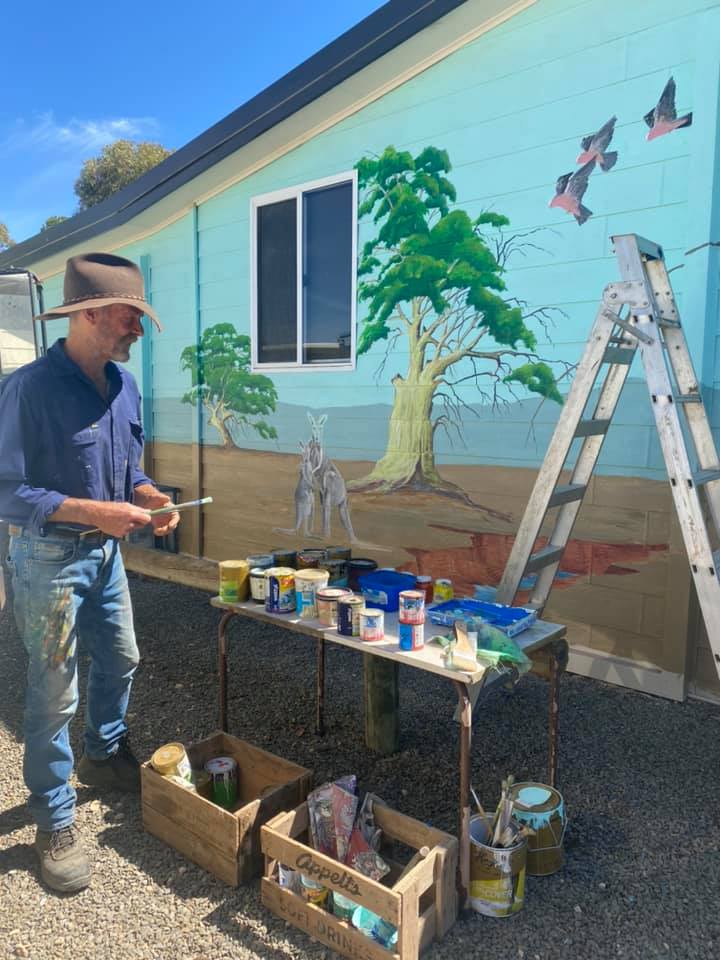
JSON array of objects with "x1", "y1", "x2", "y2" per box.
[
  {"x1": 645, "y1": 77, "x2": 693, "y2": 141},
  {"x1": 180, "y1": 322, "x2": 278, "y2": 446},
  {"x1": 346, "y1": 145, "x2": 563, "y2": 505},
  {"x1": 576, "y1": 115, "x2": 618, "y2": 170},
  {"x1": 274, "y1": 413, "x2": 357, "y2": 542},
  {"x1": 549, "y1": 160, "x2": 596, "y2": 225}
]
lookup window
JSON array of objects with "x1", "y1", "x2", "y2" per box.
[
  {"x1": 251, "y1": 171, "x2": 357, "y2": 370},
  {"x1": 0, "y1": 272, "x2": 41, "y2": 377}
]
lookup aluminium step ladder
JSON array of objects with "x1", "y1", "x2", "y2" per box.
[{"x1": 495, "y1": 233, "x2": 720, "y2": 680}]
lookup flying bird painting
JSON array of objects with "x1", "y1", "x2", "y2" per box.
[
  {"x1": 548, "y1": 160, "x2": 595, "y2": 225},
  {"x1": 644, "y1": 77, "x2": 693, "y2": 141},
  {"x1": 577, "y1": 115, "x2": 618, "y2": 171}
]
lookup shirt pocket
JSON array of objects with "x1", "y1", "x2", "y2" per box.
[{"x1": 71, "y1": 426, "x2": 99, "y2": 473}]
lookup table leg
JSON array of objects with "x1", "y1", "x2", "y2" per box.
[
  {"x1": 316, "y1": 636, "x2": 326, "y2": 736},
  {"x1": 453, "y1": 679, "x2": 472, "y2": 909},
  {"x1": 547, "y1": 639, "x2": 568, "y2": 788},
  {"x1": 218, "y1": 611, "x2": 234, "y2": 732}
]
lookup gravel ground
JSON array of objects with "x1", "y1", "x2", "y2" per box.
[{"x1": 1, "y1": 573, "x2": 719, "y2": 960}]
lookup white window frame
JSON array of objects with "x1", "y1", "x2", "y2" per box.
[{"x1": 250, "y1": 169, "x2": 358, "y2": 373}]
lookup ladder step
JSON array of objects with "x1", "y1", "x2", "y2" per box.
[
  {"x1": 548, "y1": 483, "x2": 587, "y2": 507},
  {"x1": 694, "y1": 469, "x2": 720, "y2": 487},
  {"x1": 525, "y1": 545, "x2": 565, "y2": 575},
  {"x1": 602, "y1": 346, "x2": 635, "y2": 365},
  {"x1": 574, "y1": 419, "x2": 611, "y2": 438},
  {"x1": 674, "y1": 394, "x2": 702, "y2": 404},
  {"x1": 658, "y1": 318, "x2": 681, "y2": 328}
]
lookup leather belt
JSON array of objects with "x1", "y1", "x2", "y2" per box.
[{"x1": 8, "y1": 524, "x2": 109, "y2": 547}]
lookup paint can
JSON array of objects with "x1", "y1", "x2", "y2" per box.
[
  {"x1": 300, "y1": 874, "x2": 329, "y2": 907},
  {"x1": 297, "y1": 548, "x2": 328, "y2": 569},
  {"x1": 326, "y1": 545, "x2": 352, "y2": 561},
  {"x1": 359, "y1": 608, "x2": 384, "y2": 642},
  {"x1": 218, "y1": 560, "x2": 250, "y2": 603},
  {"x1": 294, "y1": 568, "x2": 330, "y2": 619},
  {"x1": 264, "y1": 567, "x2": 296, "y2": 614},
  {"x1": 205, "y1": 756, "x2": 239, "y2": 808},
  {"x1": 398, "y1": 590, "x2": 425, "y2": 625},
  {"x1": 325, "y1": 558, "x2": 348, "y2": 586},
  {"x1": 399, "y1": 621, "x2": 424, "y2": 651},
  {"x1": 416, "y1": 575, "x2": 434, "y2": 604},
  {"x1": 337, "y1": 594, "x2": 364, "y2": 637},
  {"x1": 332, "y1": 891, "x2": 358, "y2": 921},
  {"x1": 509, "y1": 782, "x2": 566, "y2": 876},
  {"x1": 469, "y1": 815, "x2": 527, "y2": 918},
  {"x1": 347, "y1": 558, "x2": 378, "y2": 591},
  {"x1": 433, "y1": 578, "x2": 454, "y2": 603},
  {"x1": 316, "y1": 587, "x2": 352, "y2": 627},
  {"x1": 271, "y1": 549, "x2": 297, "y2": 569},
  {"x1": 151, "y1": 742, "x2": 192, "y2": 782},
  {"x1": 246, "y1": 553, "x2": 274, "y2": 570},
  {"x1": 249, "y1": 567, "x2": 268, "y2": 603}
]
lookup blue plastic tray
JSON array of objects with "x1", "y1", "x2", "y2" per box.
[
  {"x1": 358, "y1": 570, "x2": 417, "y2": 612},
  {"x1": 427, "y1": 599, "x2": 537, "y2": 637}
]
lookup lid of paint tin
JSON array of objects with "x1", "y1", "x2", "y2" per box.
[
  {"x1": 400, "y1": 590, "x2": 424, "y2": 602},
  {"x1": 205, "y1": 756, "x2": 238, "y2": 774},
  {"x1": 219, "y1": 560, "x2": 249, "y2": 572},
  {"x1": 151, "y1": 742, "x2": 188, "y2": 776},
  {"x1": 360, "y1": 607, "x2": 383, "y2": 617},
  {"x1": 338, "y1": 594, "x2": 364, "y2": 606},
  {"x1": 317, "y1": 587, "x2": 352, "y2": 601},
  {"x1": 416, "y1": 575, "x2": 432, "y2": 584},
  {"x1": 246, "y1": 553, "x2": 274, "y2": 567},
  {"x1": 295, "y1": 568, "x2": 330, "y2": 582},
  {"x1": 264, "y1": 566, "x2": 296, "y2": 577},
  {"x1": 435, "y1": 578, "x2": 452, "y2": 586}
]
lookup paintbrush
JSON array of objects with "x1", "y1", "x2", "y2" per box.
[
  {"x1": 78, "y1": 496, "x2": 214, "y2": 538},
  {"x1": 470, "y1": 786, "x2": 488, "y2": 821}
]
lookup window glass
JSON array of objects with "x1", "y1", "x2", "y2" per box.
[
  {"x1": 303, "y1": 181, "x2": 352, "y2": 364},
  {"x1": 256, "y1": 199, "x2": 297, "y2": 365}
]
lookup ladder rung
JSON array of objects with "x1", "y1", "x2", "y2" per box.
[
  {"x1": 525, "y1": 546, "x2": 565, "y2": 575},
  {"x1": 602, "y1": 346, "x2": 634, "y2": 365},
  {"x1": 575, "y1": 419, "x2": 611, "y2": 438},
  {"x1": 694, "y1": 469, "x2": 720, "y2": 487},
  {"x1": 548, "y1": 483, "x2": 587, "y2": 507},
  {"x1": 658, "y1": 318, "x2": 681, "y2": 328},
  {"x1": 675, "y1": 394, "x2": 702, "y2": 404}
]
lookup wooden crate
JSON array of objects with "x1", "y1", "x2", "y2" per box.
[
  {"x1": 261, "y1": 801, "x2": 458, "y2": 960},
  {"x1": 141, "y1": 731, "x2": 313, "y2": 885}
]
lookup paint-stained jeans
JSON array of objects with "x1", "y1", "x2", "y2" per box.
[{"x1": 7, "y1": 532, "x2": 139, "y2": 831}]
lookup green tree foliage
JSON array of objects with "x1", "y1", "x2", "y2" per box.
[
  {"x1": 0, "y1": 222, "x2": 13, "y2": 250},
  {"x1": 350, "y1": 145, "x2": 561, "y2": 496},
  {"x1": 74, "y1": 139, "x2": 173, "y2": 210},
  {"x1": 180, "y1": 323, "x2": 278, "y2": 448},
  {"x1": 41, "y1": 215, "x2": 69, "y2": 232}
]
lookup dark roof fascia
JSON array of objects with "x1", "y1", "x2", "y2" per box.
[{"x1": 1, "y1": 0, "x2": 468, "y2": 271}]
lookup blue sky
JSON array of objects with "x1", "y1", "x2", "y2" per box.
[{"x1": 1, "y1": 0, "x2": 384, "y2": 244}]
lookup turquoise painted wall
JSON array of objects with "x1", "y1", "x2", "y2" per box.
[{"x1": 41, "y1": 0, "x2": 720, "y2": 482}]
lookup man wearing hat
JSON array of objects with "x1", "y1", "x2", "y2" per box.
[{"x1": 0, "y1": 252, "x2": 179, "y2": 893}]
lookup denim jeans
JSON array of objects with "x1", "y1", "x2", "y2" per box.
[{"x1": 7, "y1": 531, "x2": 139, "y2": 831}]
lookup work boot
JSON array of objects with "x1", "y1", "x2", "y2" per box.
[
  {"x1": 76, "y1": 735, "x2": 141, "y2": 793},
  {"x1": 34, "y1": 825, "x2": 91, "y2": 893}
]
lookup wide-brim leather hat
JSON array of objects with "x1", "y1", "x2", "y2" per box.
[{"x1": 37, "y1": 252, "x2": 162, "y2": 330}]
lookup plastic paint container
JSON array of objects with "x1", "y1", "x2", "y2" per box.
[
  {"x1": 433, "y1": 578, "x2": 454, "y2": 603},
  {"x1": 416, "y1": 575, "x2": 434, "y2": 604},
  {"x1": 469, "y1": 815, "x2": 527, "y2": 918},
  {"x1": 399, "y1": 621, "x2": 425, "y2": 651},
  {"x1": 316, "y1": 587, "x2": 352, "y2": 627},
  {"x1": 297, "y1": 548, "x2": 327, "y2": 569},
  {"x1": 359, "y1": 608, "x2": 384, "y2": 642},
  {"x1": 337, "y1": 594, "x2": 364, "y2": 637},
  {"x1": 347, "y1": 558, "x2": 378, "y2": 591},
  {"x1": 325, "y1": 558, "x2": 349, "y2": 586},
  {"x1": 509, "y1": 782, "x2": 566, "y2": 876},
  {"x1": 271, "y1": 549, "x2": 297, "y2": 569},
  {"x1": 218, "y1": 560, "x2": 250, "y2": 603},
  {"x1": 399, "y1": 590, "x2": 425, "y2": 625},
  {"x1": 300, "y1": 874, "x2": 329, "y2": 907},
  {"x1": 294, "y1": 568, "x2": 330, "y2": 619},
  {"x1": 249, "y1": 567, "x2": 268, "y2": 603},
  {"x1": 264, "y1": 567, "x2": 296, "y2": 614},
  {"x1": 205, "y1": 756, "x2": 239, "y2": 808},
  {"x1": 151, "y1": 742, "x2": 192, "y2": 782},
  {"x1": 246, "y1": 553, "x2": 274, "y2": 570}
]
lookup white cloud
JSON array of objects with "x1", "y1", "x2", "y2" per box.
[{"x1": 0, "y1": 112, "x2": 160, "y2": 157}]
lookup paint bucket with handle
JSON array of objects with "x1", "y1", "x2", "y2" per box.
[
  {"x1": 469, "y1": 815, "x2": 526, "y2": 917},
  {"x1": 509, "y1": 782, "x2": 566, "y2": 876}
]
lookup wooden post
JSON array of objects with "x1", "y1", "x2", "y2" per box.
[{"x1": 363, "y1": 654, "x2": 399, "y2": 754}]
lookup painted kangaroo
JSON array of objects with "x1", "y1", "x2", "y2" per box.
[
  {"x1": 306, "y1": 413, "x2": 356, "y2": 542},
  {"x1": 272, "y1": 440, "x2": 317, "y2": 537}
]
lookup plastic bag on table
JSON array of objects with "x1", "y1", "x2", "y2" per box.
[{"x1": 471, "y1": 619, "x2": 532, "y2": 674}]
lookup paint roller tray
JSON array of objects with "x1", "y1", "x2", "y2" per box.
[{"x1": 427, "y1": 599, "x2": 537, "y2": 637}]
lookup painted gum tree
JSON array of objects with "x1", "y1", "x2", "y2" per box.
[
  {"x1": 349, "y1": 146, "x2": 561, "y2": 499},
  {"x1": 181, "y1": 323, "x2": 278, "y2": 447}
]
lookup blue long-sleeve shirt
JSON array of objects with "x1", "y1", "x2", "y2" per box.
[{"x1": 0, "y1": 339, "x2": 153, "y2": 532}]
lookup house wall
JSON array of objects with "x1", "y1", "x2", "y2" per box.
[{"x1": 36, "y1": 0, "x2": 720, "y2": 698}]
